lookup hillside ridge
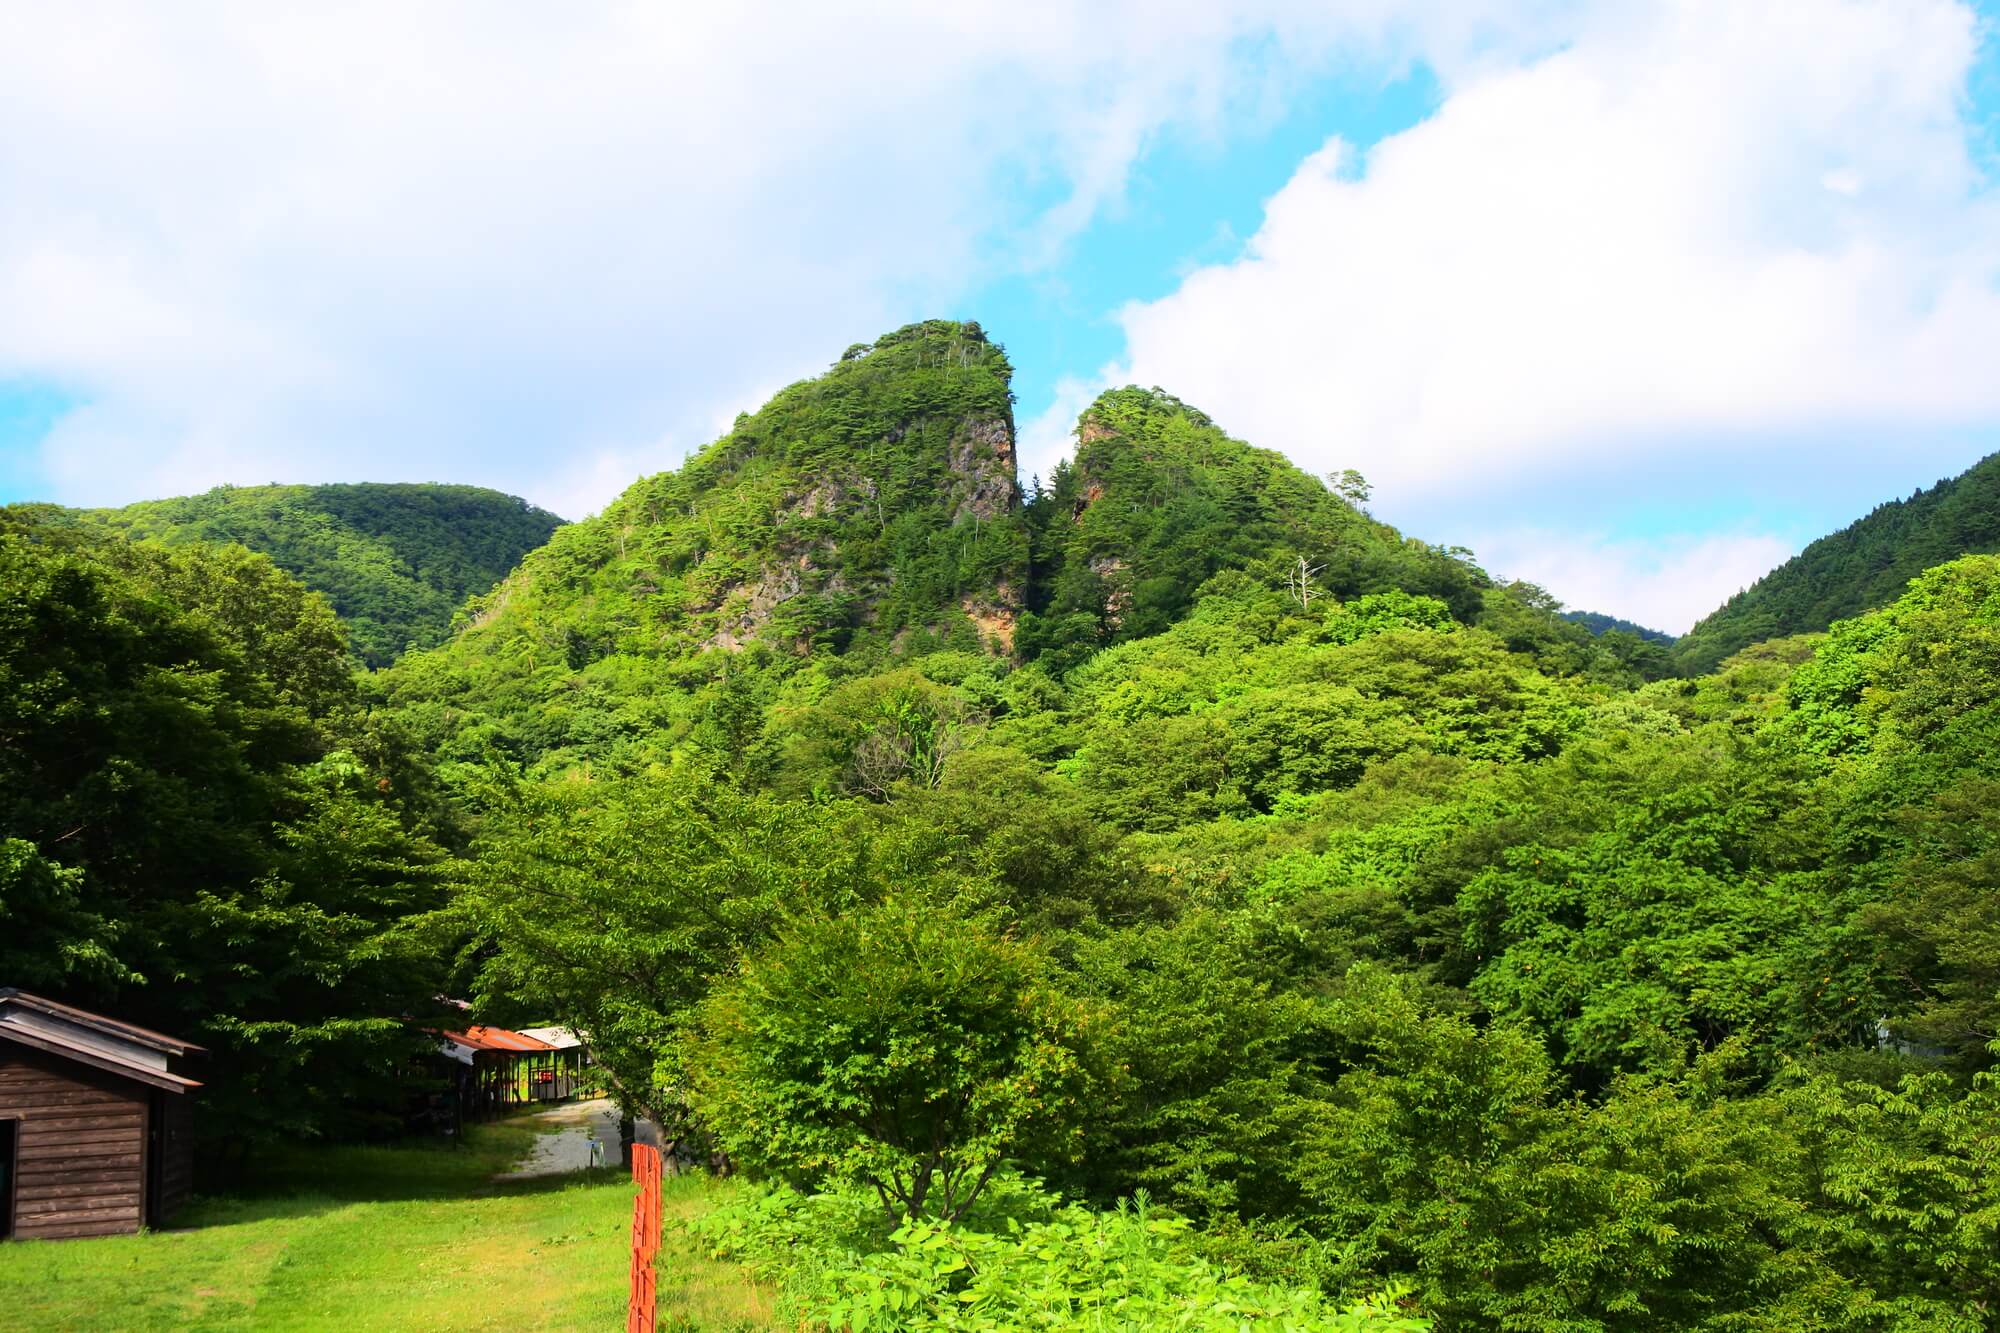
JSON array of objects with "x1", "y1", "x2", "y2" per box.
[
  {"x1": 1674, "y1": 449, "x2": 2000, "y2": 673},
  {"x1": 50, "y1": 481, "x2": 563, "y2": 666},
  {"x1": 381, "y1": 320, "x2": 1655, "y2": 782}
]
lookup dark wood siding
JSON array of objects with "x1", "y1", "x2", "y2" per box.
[
  {"x1": 0, "y1": 1043, "x2": 151, "y2": 1239},
  {"x1": 148, "y1": 1088, "x2": 194, "y2": 1224}
]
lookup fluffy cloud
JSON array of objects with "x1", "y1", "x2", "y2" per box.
[
  {"x1": 0, "y1": 0, "x2": 1577, "y2": 515},
  {"x1": 1465, "y1": 528, "x2": 1799, "y2": 634},
  {"x1": 1072, "y1": 0, "x2": 2000, "y2": 618}
]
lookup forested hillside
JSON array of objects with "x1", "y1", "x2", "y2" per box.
[
  {"x1": 1563, "y1": 608, "x2": 1673, "y2": 642},
  {"x1": 1673, "y1": 449, "x2": 2000, "y2": 674},
  {"x1": 381, "y1": 321, "x2": 1642, "y2": 787},
  {"x1": 8, "y1": 321, "x2": 1996, "y2": 1329},
  {"x1": 40, "y1": 482, "x2": 563, "y2": 666}
]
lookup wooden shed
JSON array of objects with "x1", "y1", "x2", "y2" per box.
[{"x1": 0, "y1": 989, "x2": 203, "y2": 1240}]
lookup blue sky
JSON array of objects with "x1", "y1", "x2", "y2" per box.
[
  {"x1": 3, "y1": 2, "x2": 1998, "y2": 631},
  {"x1": 961, "y1": 63, "x2": 1443, "y2": 488}
]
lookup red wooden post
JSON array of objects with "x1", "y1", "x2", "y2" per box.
[{"x1": 627, "y1": 1142, "x2": 663, "y2": 1333}]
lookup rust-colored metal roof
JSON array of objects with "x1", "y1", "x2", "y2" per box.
[{"x1": 443, "y1": 1025, "x2": 555, "y2": 1053}]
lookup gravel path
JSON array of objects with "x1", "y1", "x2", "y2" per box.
[{"x1": 497, "y1": 1097, "x2": 626, "y2": 1179}]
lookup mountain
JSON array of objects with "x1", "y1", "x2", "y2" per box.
[
  {"x1": 1017, "y1": 386, "x2": 1488, "y2": 669},
  {"x1": 1672, "y1": 450, "x2": 2000, "y2": 675},
  {"x1": 384, "y1": 320, "x2": 1610, "y2": 779},
  {"x1": 21, "y1": 316, "x2": 2000, "y2": 1327},
  {"x1": 383, "y1": 320, "x2": 1027, "y2": 771},
  {"x1": 53, "y1": 482, "x2": 564, "y2": 666},
  {"x1": 1563, "y1": 610, "x2": 1675, "y2": 644}
]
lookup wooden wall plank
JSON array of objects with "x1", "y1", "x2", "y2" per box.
[
  {"x1": 17, "y1": 1105, "x2": 146, "y2": 1122},
  {"x1": 21, "y1": 1131, "x2": 146, "y2": 1154},
  {"x1": 17, "y1": 1173, "x2": 147, "y2": 1195},
  {"x1": 20, "y1": 1221, "x2": 140, "y2": 1240},
  {"x1": 3, "y1": 1044, "x2": 160, "y2": 1239},
  {"x1": 16, "y1": 1198, "x2": 146, "y2": 1218},
  {"x1": 15, "y1": 1213, "x2": 143, "y2": 1236},
  {"x1": 15, "y1": 1191, "x2": 143, "y2": 1208},
  {"x1": 19, "y1": 1112, "x2": 146, "y2": 1133},
  {"x1": 0, "y1": 1088, "x2": 135, "y2": 1110},
  {"x1": 14, "y1": 1162, "x2": 144, "y2": 1186}
]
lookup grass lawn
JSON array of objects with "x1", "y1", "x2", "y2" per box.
[{"x1": 0, "y1": 1110, "x2": 772, "y2": 1331}]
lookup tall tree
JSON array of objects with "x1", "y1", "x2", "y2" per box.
[{"x1": 0, "y1": 517, "x2": 449, "y2": 1143}]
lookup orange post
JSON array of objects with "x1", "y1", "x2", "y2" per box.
[{"x1": 627, "y1": 1143, "x2": 663, "y2": 1333}]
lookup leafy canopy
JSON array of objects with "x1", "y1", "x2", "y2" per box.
[
  {"x1": 688, "y1": 899, "x2": 1097, "y2": 1223},
  {"x1": 42, "y1": 481, "x2": 563, "y2": 667}
]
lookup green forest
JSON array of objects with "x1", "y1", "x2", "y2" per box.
[
  {"x1": 1674, "y1": 450, "x2": 2000, "y2": 674},
  {"x1": 5, "y1": 322, "x2": 1996, "y2": 1330},
  {"x1": 30, "y1": 481, "x2": 564, "y2": 667},
  {"x1": 1562, "y1": 609, "x2": 1675, "y2": 644}
]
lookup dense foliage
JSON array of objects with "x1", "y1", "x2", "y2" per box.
[
  {"x1": 11, "y1": 322, "x2": 2000, "y2": 1328},
  {"x1": 34, "y1": 481, "x2": 562, "y2": 666},
  {"x1": 1561, "y1": 608, "x2": 1673, "y2": 642},
  {"x1": 689, "y1": 900, "x2": 1096, "y2": 1223},
  {"x1": 1674, "y1": 448, "x2": 2000, "y2": 674},
  {"x1": 0, "y1": 511, "x2": 451, "y2": 1142},
  {"x1": 698, "y1": 1179, "x2": 1426, "y2": 1331},
  {"x1": 1019, "y1": 387, "x2": 1487, "y2": 659}
]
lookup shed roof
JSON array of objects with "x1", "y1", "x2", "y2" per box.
[
  {"x1": 0, "y1": 988, "x2": 203, "y2": 1092},
  {"x1": 443, "y1": 1025, "x2": 554, "y2": 1053},
  {"x1": 516, "y1": 1026, "x2": 585, "y2": 1050}
]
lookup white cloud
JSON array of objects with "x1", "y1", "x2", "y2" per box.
[
  {"x1": 1466, "y1": 528, "x2": 1799, "y2": 634},
  {"x1": 1078, "y1": 0, "x2": 2000, "y2": 620},
  {"x1": 1018, "y1": 374, "x2": 1106, "y2": 488},
  {"x1": 0, "y1": 0, "x2": 1585, "y2": 514},
  {"x1": 10, "y1": 1, "x2": 1993, "y2": 656}
]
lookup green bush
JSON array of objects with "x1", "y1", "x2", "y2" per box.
[
  {"x1": 687, "y1": 899, "x2": 1098, "y2": 1222},
  {"x1": 697, "y1": 1180, "x2": 1429, "y2": 1332}
]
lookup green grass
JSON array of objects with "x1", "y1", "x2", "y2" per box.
[{"x1": 0, "y1": 1110, "x2": 772, "y2": 1331}]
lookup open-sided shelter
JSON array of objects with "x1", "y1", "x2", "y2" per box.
[
  {"x1": 440, "y1": 1024, "x2": 558, "y2": 1118},
  {"x1": 0, "y1": 989, "x2": 203, "y2": 1240},
  {"x1": 515, "y1": 1026, "x2": 590, "y2": 1101}
]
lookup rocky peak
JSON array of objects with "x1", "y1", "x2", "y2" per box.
[
  {"x1": 948, "y1": 414, "x2": 1019, "y2": 525},
  {"x1": 431, "y1": 318, "x2": 1033, "y2": 671}
]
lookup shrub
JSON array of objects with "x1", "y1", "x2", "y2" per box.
[
  {"x1": 686, "y1": 900, "x2": 1096, "y2": 1222},
  {"x1": 697, "y1": 1180, "x2": 1429, "y2": 1332}
]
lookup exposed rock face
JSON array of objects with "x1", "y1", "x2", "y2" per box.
[
  {"x1": 1089, "y1": 555, "x2": 1130, "y2": 629},
  {"x1": 783, "y1": 477, "x2": 849, "y2": 521},
  {"x1": 948, "y1": 414, "x2": 1019, "y2": 525},
  {"x1": 961, "y1": 579, "x2": 1020, "y2": 654},
  {"x1": 1072, "y1": 481, "x2": 1104, "y2": 522},
  {"x1": 709, "y1": 411, "x2": 1016, "y2": 654},
  {"x1": 702, "y1": 554, "x2": 816, "y2": 652}
]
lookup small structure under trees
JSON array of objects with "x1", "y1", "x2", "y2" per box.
[
  {"x1": 438, "y1": 1023, "x2": 589, "y2": 1119},
  {"x1": 516, "y1": 1027, "x2": 591, "y2": 1101},
  {"x1": 0, "y1": 989, "x2": 202, "y2": 1240}
]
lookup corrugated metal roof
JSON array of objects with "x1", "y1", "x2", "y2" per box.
[
  {"x1": 516, "y1": 1026, "x2": 585, "y2": 1049},
  {"x1": 443, "y1": 1025, "x2": 555, "y2": 1053},
  {"x1": 0, "y1": 989, "x2": 203, "y2": 1092},
  {"x1": 0, "y1": 988, "x2": 204, "y2": 1054}
]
